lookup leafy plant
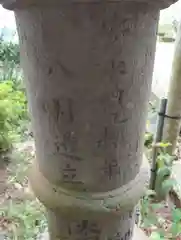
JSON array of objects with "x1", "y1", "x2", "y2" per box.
[
  {"x1": 153, "y1": 142, "x2": 176, "y2": 201},
  {"x1": 142, "y1": 134, "x2": 181, "y2": 239},
  {"x1": 0, "y1": 142, "x2": 46, "y2": 239},
  {"x1": 0, "y1": 40, "x2": 20, "y2": 65},
  {"x1": 139, "y1": 190, "x2": 159, "y2": 228},
  {"x1": 144, "y1": 132, "x2": 154, "y2": 148},
  {"x1": 1, "y1": 200, "x2": 47, "y2": 240},
  {"x1": 139, "y1": 193, "x2": 181, "y2": 240},
  {"x1": 0, "y1": 38, "x2": 21, "y2": 81},
  {"x1": 0, "y1": 80, "x2": 28, "y2": 152}
]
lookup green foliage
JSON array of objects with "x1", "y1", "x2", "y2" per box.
[
  {"x1": 1, "y1": 142, "x2": 47, "y2": 239},
  {"x1": 0, "y1": 40, "x2": 27, "y2": 151},
  {"x1": 0, "y1": 38, "x2": 21, "y2": 81},
  {"x1": 0, "y1": 39, "x2": 20, "y2": 65},
  {"x1": 143, "y1": 128, "x2": 181, "y2": 239},
  {"x1": 2, "y1": 200, "x2": 47, "y2": 240},
  {"x1": 140, "y1": 194, "x2": 181, "y2": 239},
  {"x1": 156, "y1": 142, "x2": 174, "y2": 168},
  {"x1": 0, "y1": 80, "x2": 28, "y2": 152},
  {"x1": 144, "y1": 132, "x2": 154, "y2": 148}
]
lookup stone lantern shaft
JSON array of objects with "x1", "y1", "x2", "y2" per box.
[{"x1": 0, "y1": 0, "x2": 178, "y2": 239}]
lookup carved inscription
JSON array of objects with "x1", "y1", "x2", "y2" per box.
[
  {"x1": 96, "y1": 17, "x2": 138, "y2": 190},
  {"x1": 42, "y1": 97, "x2": 74, "y2": 125},
  {"x1": 52, "y1": 98, "x2": 62, "y2": 122},
  {"x1": 112, "y1": 112, "x2": 128, "y2": 125},
  {"x1": 108, "y1": 210, "x2": 134, "y2": 240},
  {"x1": 111, "y1": 60, "x2": 127, "y2": 75},
  {"x1": 121, "y1": 229, "x2": 133, "y2": 240},
  {"x1": 62, "y1": 163, "x2": 77, "y2": 183},
  {"x1": 59, "y1": 131, "x2": 77, "y2": 153},
  {"x1": 111, "y1": 88, "x2": 124, "y2": 105},
  {"x1": 53, "y1": 131, "x2": 78, "y2": 156},
  {"x1": 101, "y1": 159, "x2": 120, "y2": 180},
  {"x1": 96, "y1": 127, "x2": 119, "y2": 151},
  {"x1": 96, "y1": 127, "x2": 108, "y2": 148},
  {"x1": 60, "y1": 149, "x2": 84, "y2": 184},
  {"x1": 60, "y1": 152, "x2": 83, "y2": 162},
  {"x1": 118, "y1": 61, "x2": 127, "y2": 75},
  {"x1": 107, "y1": 210, "x2": 134, "y2": 240},
  {"x1": 68, "y1": 220, "x2": 101, "y2": 240},
  {"x1": 108, "y1": 229, "x2": 133, "y2": 240},
  {"x1": 62, "y1": 162, "x2": 82, "y2": 184},
  {"x1": 120, "y1": 16, "x2": 137, "y2": 35}
]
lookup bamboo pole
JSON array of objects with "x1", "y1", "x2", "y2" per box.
[
  {"x1": 150, "y1": 98, "x2": 167, "y2": 190},
  {"x1": 163, "y1": 21, "x2": 181, "y2": 155}
]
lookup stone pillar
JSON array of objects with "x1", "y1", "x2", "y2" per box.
[{"x1": 1, "y1": 0, "x2": 177, "y2": 239}]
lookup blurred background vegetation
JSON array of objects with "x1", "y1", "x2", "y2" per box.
[{"x1": 0, "y1": 36, "x2": 29, "y2": 155}]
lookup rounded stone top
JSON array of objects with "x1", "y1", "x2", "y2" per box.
[{"x1": 0, "y1": 0, "x2": 178, "y2": 10}]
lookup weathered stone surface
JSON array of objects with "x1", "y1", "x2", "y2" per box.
[
  {"x1": 2, "y1": 0, "x2": 173, "y2": 239},
  {"x1": 0, "y1": 0, "x2": 178, "y2": 10},
  {"x1": 37, "y1": 226, "x2": 149, "y2": 240},
  {"x1": 7, "y1": 1, "x2": 159, "y2": 239}
]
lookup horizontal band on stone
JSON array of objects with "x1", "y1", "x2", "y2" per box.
[
  {"x1": 0, "y1": 0, "x2": 178, "y2": 10},
  {"x1": 29, "y1": 155, "x2": 150, "y2": 218}
]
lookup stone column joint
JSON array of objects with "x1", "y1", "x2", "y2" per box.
[{"x1": 29, "y1": 156, "x2": 150, "y2": 218}]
